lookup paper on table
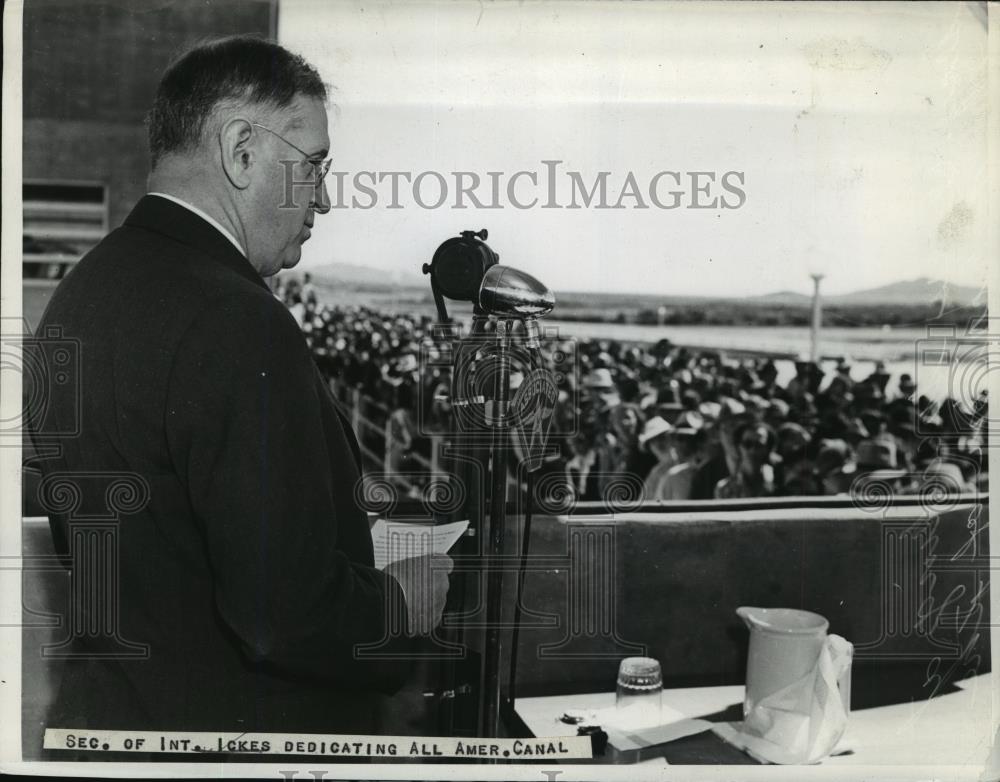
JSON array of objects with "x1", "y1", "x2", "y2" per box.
[
  {"x1": 572, "y1": 703, "x2": 714, "y2": 752},
  {"x1": 605, "y1": 720, "x2": 715, "y2": 753},
  {"x1": 371, "y1": 518, "x2": 469, "y2": 570}
]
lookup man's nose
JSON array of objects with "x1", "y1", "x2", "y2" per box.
[{"x1": 311, "y1": 177, "x2": 331, "y2": 215}]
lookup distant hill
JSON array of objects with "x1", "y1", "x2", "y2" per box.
[
  {"x1": 826, "y1": 277, "x2": 985, "y2": 307},
  {"x1": 743, "y1": 278, "x2": 984, "y2": 308},
  {"x1": 556, "y1": 277, "x2": 985, "y2": 310},
  {"x1": 305, "y1": 261, "x2": 426, "y2": 289},
  {"x1": 747, "y1": 290, "x2": 814, "y2": 307},
  {"x1": 297, "y1": 265, "x2": 985, "y2": 310}
]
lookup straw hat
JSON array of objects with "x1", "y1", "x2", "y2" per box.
[
  {"x1": 585, "y1": 368, "x2": 615, "y2": 389},
  {"x1": 638, "y1": 416, "x2": 673, "y2": 445},
  {"x1": 854, "y1": 438, "x2": 907, "y2": 479}
]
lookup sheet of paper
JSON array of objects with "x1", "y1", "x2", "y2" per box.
[
  {"x1": 566, "y1": 703, "x2": 713, "y2": 753},
  {"x1": 606, "y1": 719, "x2": 715, "y2": 752},
  {"x1": 371, "y1": 519, "x2": 469, "y2": 570}
]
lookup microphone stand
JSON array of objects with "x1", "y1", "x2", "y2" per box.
[
  {"x1": 481, "y1": 317, "x2": 511, "y2": 739},
  {"x1": 482, "y1": 318, "x2": 552, "y2": 739},
  {"x1": 423, "y1": 241, "x2": 555, "y2": 740},
  {"x1": 506, "y1": 468, "x2": 535, "y2": 721}
]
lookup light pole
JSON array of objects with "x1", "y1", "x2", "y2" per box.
[{"x1": 809, "y1": 273, "x2": 824, "y2": 362}]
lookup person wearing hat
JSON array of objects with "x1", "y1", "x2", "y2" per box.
[
  {"x1": 656, "y1": 378, "x2": 683, "y2": 406},
  {"x1": 711, "y1": 396, "x2": 752, "y2": 478},
  {"x1": 764, "y1": 397, "x2": 791, "y2": 429},
  {"x1": 788, "y1": 360, "x2": 819, "y2": 400},
  {"x1": 566, "y1": 426, "x2": 602, "y2": 502},
  {"x1": 655, "y1": 425, "x2": 705, "y2": 501},
  {"x1": 815, "y1": 409, "x2": 868, "y2": 447},
  {"x1": 886, "y1": 401, "x2": 919, "y2": 470},
  {"x1": 651, "y1": 338, "x2": 674, "y2": 359},
  {"x1": 608, "y1": 398, "x2": 644, "y2": 477},
  {"x1": 790, "y1": 390, "x2": 819, "y2": 427},
  {"x1": 681, "y1": 387, "x2": 703, "y2": 410},
  {"x1": 689, "y1": 417, "x2": 733, "y2": 500},
  {"x1": 618, "y1": 375, "x2": 642, "y2": 405},
  {"x1": 854, "y1": 379, "x2": 884, "y2": 407},
  {"x1": 656, "y1": 401, "x2": 687, "y2": 425},
  {"x1": 584, "y1": 367, "x2": 619, "y2": 409},
  {"x1": 908, "y1": 458, "x2": 977, "y2": 496},
  {"x1": 821, "y1": 375, "x2": 853, "y2": 410},
  {"x1": 698, "y1": 400, "x2": 722, "y2": 420},
  {"x1": 917, "y1": 395, "x2": 942, "y2": 431},
  {"x1": 814, "y1": 439, "x2": 854, "y2": 495},
  {"x1": 758, "y1": 358, "x2": 779, "y2": 386},
  {"x1": 850, "y1": 437, "x2": 911, "y2": 495},
  {"x1": 857, "y1": 407, "x2": 889, "y2": 446},
  {"x1": 896, "y1": 373, "x2": 916, "y2": 401},
  {"x1": 855, "y1": 437, "x2": 903, "y2": 472},
  {"x1": 392, "y1": 351, "x2": 419, "y2": 377},
  {"x1": 384, "y1": 381, "x2": 419, "y2": 492},
  {"x1": 714, "y1": 422, "x2": 777, "y2": 499},
  {"x1": 639, "y1": 416, "x2": 677, "y2": 500},
  {"x1": 775, "y1": 422, "x2": 817, "y2": 496}
]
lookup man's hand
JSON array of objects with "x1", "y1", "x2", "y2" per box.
[{"x1": 384, "y1": 554, "x2": 453, "y2": 636}]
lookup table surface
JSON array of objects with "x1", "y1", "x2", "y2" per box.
[{"x1": 515, "y1": 672, "x2": 994, "y2": 766}]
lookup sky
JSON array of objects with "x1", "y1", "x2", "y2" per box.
[{"x1": 279, "y1": 0, "x2": 990, "y2": 297}]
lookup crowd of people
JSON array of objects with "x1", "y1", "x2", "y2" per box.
[{"x1": 275, "y1": 276, "x2": 989, "y2": 503}]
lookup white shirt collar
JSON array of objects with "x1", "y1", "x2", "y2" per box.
[{"x1": 147, "y1": 192, "x2": 246, "y2": 257}]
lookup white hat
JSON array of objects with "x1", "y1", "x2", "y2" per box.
[
  {"x1": 585, "y1": 368, "x2": 615, "y2": 388},
  {"x1": 698, "y1": 401, "x2": 722, "y2": 419},
  {"x1": 395, "y1": 354, "x2": 418, "y2": 373},
  {"x1": 639, "y1": 416, "x2": 673, "y2": 444}
]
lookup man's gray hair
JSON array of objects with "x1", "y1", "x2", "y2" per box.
[{"x1": 146, "y1": 36, "x2": 327, "y2": 167}]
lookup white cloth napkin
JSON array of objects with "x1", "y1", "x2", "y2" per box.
[{"x1": 713, "y1": 634, "x2": 854, "y2": 764}]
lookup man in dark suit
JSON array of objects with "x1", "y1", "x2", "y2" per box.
[{"x1": 27, "y1": 37, "x2": 450, "y2": 737}]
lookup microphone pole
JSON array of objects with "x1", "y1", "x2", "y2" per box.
[
  {"x1": 423, "y1": 230, "x2": 498, "y2": 738},
  {"x1": 506, "y1": 319, "x2": 548, "y2": 721},
  {"x1": 423, "y1": 239, "x2": 555, "y2": 740},
  {"x1": 482, "y1": 316, "x2": 511, "y2": 740},
  {"x1": 477, "y1": 266, "x2": 555, "y2": 740}
]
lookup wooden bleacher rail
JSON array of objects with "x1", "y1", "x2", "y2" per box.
[{"x1": 327, "y1": 378, "x2": 443, "y2": 495}]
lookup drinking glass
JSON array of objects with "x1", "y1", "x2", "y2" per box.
[{"x1": 615, "y1": 656, "x2": 662, "y2": 729}]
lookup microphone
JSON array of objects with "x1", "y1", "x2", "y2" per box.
[
  {"x1": 423, "y1": 229, "x2": 498, "y2": 323},
  {"x1": 478, "y1": 265, "x2": 555, "y2": 319}
]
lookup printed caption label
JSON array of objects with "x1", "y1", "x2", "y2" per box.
[{"x1": 43, "y1": 729, "x2": 593, "y2": 759}]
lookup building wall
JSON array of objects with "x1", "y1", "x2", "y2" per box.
[{"x1": 23, "y1": 0, "x2": 278, "y2": 230}]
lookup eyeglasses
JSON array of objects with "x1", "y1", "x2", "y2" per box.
[{"x1": 251, "y1": 122, "x2": 332, "y2": 184}]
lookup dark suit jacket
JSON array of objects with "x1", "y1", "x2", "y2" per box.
[{"x1": 29, "y1": 195, "x2": 412, "y2": 734}]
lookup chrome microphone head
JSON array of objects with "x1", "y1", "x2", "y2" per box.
[{"x1": 478, "y1": 265, "x2": 555, "y2": 318}]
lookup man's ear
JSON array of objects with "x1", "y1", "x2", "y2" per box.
[{"x1": 219, "y1": 118, "x2": 255, "y2": 189}]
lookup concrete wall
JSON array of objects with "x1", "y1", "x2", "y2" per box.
[
  {"x1": 22, "y1": 500, "x2": 989, "y2": 748},
  {"x1": 23, "y1": 0, "x2": 278, "y2": 229},
  {"x1": 511, "y1": 503, "x2": 990, "y2": 708}
]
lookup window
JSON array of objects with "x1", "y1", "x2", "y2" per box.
[{"x1": 23, "y1": 182, "x2": 108, "y2": 280}]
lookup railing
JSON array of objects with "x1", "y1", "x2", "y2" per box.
[
  {"x1": 23, "y1": 253, "x2": 79, "y2": 280},
  {"x1": 328, "y1": 377, "x2": 444, "y2": 495}
]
